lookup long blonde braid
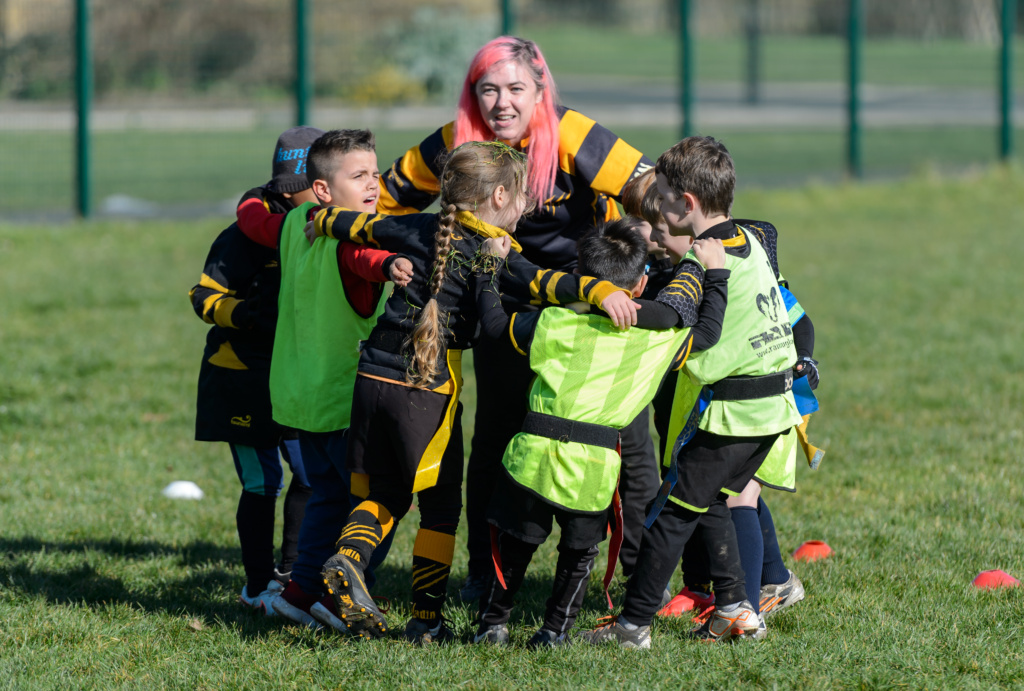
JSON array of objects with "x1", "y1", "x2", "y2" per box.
[
  {"x1": 406, "y1": 203, "x2": 457, "y2": 388},
  {"x1": 405, "y1": 141, "x2": 530, "y2": 388}
]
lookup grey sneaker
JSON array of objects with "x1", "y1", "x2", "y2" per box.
[
  {"x1": 759, "y1": 570, "x2": 805, "y2": 619},
  {"x1": 239, "y1": 580, "x2": 283, "y2": 615},
  {"x1": 577, "y1": 617, "x2": 651, "y2": 650},
  {"x1": 321, "y1": 554, "x2": 388, "y2": 639},
  {"x1": 460, "y1": 571, "x2": 493, "y2": 603},
  {"x1": 689, "y1": 600, "x2": 760, "y2": 642},
  {"x1": 404, "y1": 618, "x2": 455, "y2": 646},
  {"x1": 473, "y1": 622, "x2": 510, "y2": 645},
  {"x1": 527, "y1": 628, "x2": 571, "y2": 649}
]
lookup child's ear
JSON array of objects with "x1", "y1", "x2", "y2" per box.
[
  {"x1": 312, "y1": 179, "x2": 331, "y2": 205},
  {"x1": 683, "y1": 191, "x2": 698, "y2": 214},
  {"x1": 631, "y1": 273, "x2": 648, "y2": 297}
]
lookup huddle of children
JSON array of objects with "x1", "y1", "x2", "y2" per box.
[{"x1": 191, "y1": 125, "x2": 819, "y2": 649}]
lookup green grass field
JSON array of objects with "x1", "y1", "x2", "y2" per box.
[
  {"x1": 2, "y1": 168, "x2": 1023, "y2": 688},
  {"x1": 3, "y1": 126, "x2": 1023, "y2": 216}
]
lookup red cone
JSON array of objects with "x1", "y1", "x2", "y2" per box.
[
  {"x1": 792, "y1": 540, "x2": 832, "y2": 562},
  {"x1": 972, "y1": 570, "x2": 1020, "y2": 589}
]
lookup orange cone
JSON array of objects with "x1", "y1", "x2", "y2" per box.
[
  {"x1": 792, "y1": 540, "x2": 832, "y2": 562},
  {"x1": 972, "y1": 570, "x2": 1020, "y2": 589}
]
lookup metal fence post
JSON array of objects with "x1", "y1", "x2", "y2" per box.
[
  {"x1": 75, "y1": 0, "x2": 92, "y2": 218},
  {"x1": 846, "y1": 0, "x2": 863, "y2": 179},
  {"x1": 680, "y1": 0, "x2": 693, "y2": 138},
  {"x1": 501, "y1": 0, "x2": 515, "y2": 35},
  {"x1": 745, "y1": 0, "x2": 761, "y2": 105},
  {"x1": 1000, "y1": 0, "x2": 1016, "y2": 161},
  {"x1": 295, "y1": 0, "x2": 312, "y2": 126}
]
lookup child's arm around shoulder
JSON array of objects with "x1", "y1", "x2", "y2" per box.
[
  {"x1": 474, "y1": 237, "x2": 541, "y2": 357},
  {"x1": 236, "y1": 187, "x2": 289, "y2": 249},
  {"x1": 500, "y1": 247, "x2": 639, "y2": 329}
]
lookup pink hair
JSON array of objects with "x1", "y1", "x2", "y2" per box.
[{"x1": 454, "y1": 36, "x2": 560, "y2": 203}]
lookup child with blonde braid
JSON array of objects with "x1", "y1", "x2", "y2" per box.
[{"x1": 310, "y1": 141, "x2": 640, "y2": 644}]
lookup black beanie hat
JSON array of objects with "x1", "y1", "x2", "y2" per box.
[{"x1": 266, "y1": 126, "x2": 325, "y2": 194}]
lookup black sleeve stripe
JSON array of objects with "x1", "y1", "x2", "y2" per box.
[{"x1": 571, "y1": 124, "x2": 621, "y2": 180}]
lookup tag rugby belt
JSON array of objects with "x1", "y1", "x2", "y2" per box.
[
  {"x1": 707, "y1": 369, "x2": 793, "y2": 401},
  {"x1": 521, "y1": 411, "x2": 620, "y2": 450}
]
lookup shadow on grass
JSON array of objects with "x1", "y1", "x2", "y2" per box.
[{"x1": 0, "y1": 535, "x2": 597, "y2": 642}]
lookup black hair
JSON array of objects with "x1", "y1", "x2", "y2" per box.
[{"x1": 577, "y1": 217, "x2": 649, "y2": 290}]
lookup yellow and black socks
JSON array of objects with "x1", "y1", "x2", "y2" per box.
[
  {"x1": 410, "y1": 525, "x2": 457, "y2": 625},
  {"x1": 336, "y1": 500, "x2": 394, "y2": 567}
]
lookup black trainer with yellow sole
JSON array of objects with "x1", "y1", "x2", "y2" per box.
[{"x1": 321, "y1": 554, "x2": 388, "y2": 639}]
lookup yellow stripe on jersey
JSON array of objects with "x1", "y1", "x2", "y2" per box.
[
  {"x1": 400, "y1": 145, "x2": 440, "y2": 193},
  {"x1": 199, "y1": 273, "x2": 234, "y2": 296},
  {"x1": 722, "y1": 233, "x2": 747, "y2": 248},
  {"x1": 207, "y1": 341, "x2": 248, "y2": 370},
  {"x1": 529, "y1": 270, "x2": 545, "y2": 306},
  {"x1": 509, "y1": 313, "x2": 527, "y2": 356},
  {"x1": 590, "y1": 139, "x2": 645, "y2": 196},
  {"x1": 557, "y1": 109, "x2": 596, "y2": 177},
  {"x1": 441, "y1": 121, "x2": 455, "y2": 149},
  {"x1": 545, "y1": 271, "x2": 569, "y2": 305}
]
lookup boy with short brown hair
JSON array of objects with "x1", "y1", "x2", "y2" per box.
[{"x1": 583, "y1": 136, "x2": 803, "y2": 648}]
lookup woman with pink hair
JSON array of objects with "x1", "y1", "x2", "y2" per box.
[{"x1": 378, "y1": 36, "x2": 657, "y2": 604}]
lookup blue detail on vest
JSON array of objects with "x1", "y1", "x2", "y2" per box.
[
  {"x1": 779, "y1": 285, "x2": 803, "y2": 325},
  {"x1": 644, "y1": 387, "x2": 713, "y2": 528},
  {"x1": 792, "y1": 375, "x2": 819, "y2": 416}
]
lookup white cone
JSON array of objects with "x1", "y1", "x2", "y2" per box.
[{"x1": 162, "y1": 480, "x2": 205, "y2": 500}]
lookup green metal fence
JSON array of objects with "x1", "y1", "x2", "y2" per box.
[{"x1": 0, "y1": 0, "x2": 1019, "y2": 219}]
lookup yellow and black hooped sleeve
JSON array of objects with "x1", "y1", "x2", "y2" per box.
[
  {"x1": 556, "y1": 108, "x2": 652, "y2": 198},
  {"x1": 377, "y1": 123, "x2": 454, "y2": 215}
]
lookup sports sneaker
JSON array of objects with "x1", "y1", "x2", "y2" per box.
[
  {"x1": 404, "y1": 618, "x2": 455, "y2": 646},
  {"x1": 689, "y1": 600, "x2": 760, "y2": 642},
  {"x1": 460, "y1": 571, "x2": 493, "y2": 603},
  {"x1": 657, "y1": 587, "x2": 715, "y2": 619},
  {"x1": 577, "y1": 616, "x2": 651, "y2": 650},
  {"x1": 273, "y1": 564, "x2": 292, "y2": 586},
  {"x1": 321, "y1": 554, "x2": 388, "y2": 639},
  {"x1": 310, "y1": 596, "x2": 348, "y2": 633},
  {"x1": 239, "y1": 579, "x2": 283, "y2": 615},
  {"x1": 527, "y1": 628, "x2": 571, "y2": 649},
  {"x1": 759, "y1": 570, "x2": 805, "y2": 619},
  {"x1": 472, "y1": 622, "x2": 510, "y2": 645},
  {"x1": 272, "y1": 581, "x2": 322, "y2": 629}
]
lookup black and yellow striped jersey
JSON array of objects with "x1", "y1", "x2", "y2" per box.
[
  {"x1": 378, "y1": 107, "x2": 653, "y2": 271},
  {"x1": 314, "y1": 206, "x2": 628, "y2": 389}
]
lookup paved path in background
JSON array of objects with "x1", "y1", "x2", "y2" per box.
[{"x1": 2, "y1": 79, "x2": 1021, "y2": 131}]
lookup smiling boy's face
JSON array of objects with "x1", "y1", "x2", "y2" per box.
[{"x1": 318, "y1": 149, "x2": 380, "y2": 212}]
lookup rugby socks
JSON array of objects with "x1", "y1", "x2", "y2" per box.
[
  {"x1": 758, "y1": 497, "x2": 790, "y2": 586},
  {"x1": 730, "y1": 506, "x2": 763, "y2": 615},
  {"x1": 279, "y1": 477, "x2": 312, "y2": 574},
  {"x1": 544, "y1": 543, "x2": 599, "y2": 636},
  {"x1": 335, "y1": 500, "x2": 394, "y2": 568},
  {"x1": 410, "y1": 524, "x2": 458, "y2": 626},
  {"x1": 237, "y1": 491, "x2": 277, "y2": 594},
  {"x1": 479, "y1": 532, "x2": 538, "y2": 627}
]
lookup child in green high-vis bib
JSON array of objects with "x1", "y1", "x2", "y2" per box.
[
  {"x1": 582, "y1": 136, "x2": 805, "y2": 649},
  {"x1": 471, "y1": 217, "x2": 729, "y2": 648}
]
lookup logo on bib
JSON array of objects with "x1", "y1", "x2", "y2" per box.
[{"x1": 756, "y1": 290, "x2": 782, "y2": 322}]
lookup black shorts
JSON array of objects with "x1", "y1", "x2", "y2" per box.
[
  {"x1": 670, "y1": 428, "x2": 784, "y2": 512},
  {"x1": 195, "y1": 358, "x2": 282, "y2": 448},
  {"x1": 346, "y1": 375, "x2": 464, "y2": 491},
  {"x1": 488, "y1": 472, "x2": 608, "y2": 551}
]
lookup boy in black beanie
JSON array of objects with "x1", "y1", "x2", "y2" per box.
[{"x1": 189, "y1": 126, "x2": 323, "y2": 614}]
